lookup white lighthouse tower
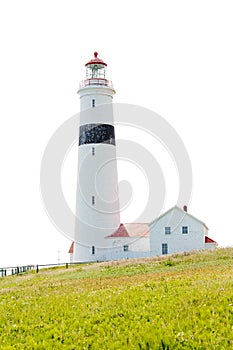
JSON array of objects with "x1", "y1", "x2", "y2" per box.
[{"x1": 73, "y1": 52, "x2": 120, "y2": 262}]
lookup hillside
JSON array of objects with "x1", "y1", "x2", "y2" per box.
[{"x1": 0, "y1": 248, "x2": 233, "y2": 349}]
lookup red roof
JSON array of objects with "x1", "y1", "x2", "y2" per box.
[
  {"x1": 107, "y1": 223, "x2": 150, "y2": 238},
  {"x1": 205, "y1": 236, "x2": 217, "y2": 244},
  {"x1": 108, "y1": 224, "x2": 129, "y2": 238},
  {"x1": 68, "y1": 241, "x2": 74, "y2": 254},
  {"x1": 85, "y1": 52, "x2": 107, "y2": 67}
]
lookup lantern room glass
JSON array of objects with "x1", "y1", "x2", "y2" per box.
[{"x1": 86, "y1": 65, "x2": 106, "y2": 79}]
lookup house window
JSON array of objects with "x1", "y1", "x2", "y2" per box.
[
  {"x1": 165, "y1": 227, "x2": 171, "y2": 235},
  {"x1": 182, "y1": 226, "x2": 189, "y2": 234},
  {"x1": 92, "y1": 147, "x2": 95, "y2": 156},
  {"x1": 92, "y1": 99, "x2": 95, "y2": 107},
  {"x1": 123, "y1": 245, "x2": 128, "y2": 252},
  {"x1": 92, "y1": 196, "x2": 95, "y2": 205},
  {"x1": 162, "y1": 243, "x2": 168, "y2": 255},
  {"x1": 91, "y1": 246, "x2": 95, "y2": 255}
]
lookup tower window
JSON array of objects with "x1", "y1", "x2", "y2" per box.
[
  {"x1": 162, "y1": 243, "x2": 168, "y2": 255},
  {"x1": 123, "y1": 245, "x2": 128, "y2": 252},
  {"x1": 92, "y1": 99, "x2": 95, "y2": 108},
  {"x1": 182, "y1": 226, "x2": 189, "y2": 234},
  {"x1": 92, "y1": 147, "x2": 95, "y2": 156},
  {"x1": 165, "y1": 227, "x2": 171, "y2": 235},
  {"x1": 92, "y1": 196, "x2": 95, "y2": 205},
  {"x1": 91, "y1": 246, "x2": 95, "y2": 255}
]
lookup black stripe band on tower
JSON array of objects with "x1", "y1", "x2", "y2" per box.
[{"x1": 79, "y1": 124, "x2": 115, "y2": 145}]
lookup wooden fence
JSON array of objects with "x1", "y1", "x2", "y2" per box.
[{"x1": 0, "y1": 262, "x2": 73, "y2": 278}]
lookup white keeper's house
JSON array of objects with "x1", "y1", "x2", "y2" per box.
[
  {"x1": 149, "y1": 205, "x2": 217, "y2": 256},
  {"x1": 69, "y1": 52, "x2": 217, "y2": 263},
  {"x1": 69, "y1": 205, "x2": 217, "y2": 262}
]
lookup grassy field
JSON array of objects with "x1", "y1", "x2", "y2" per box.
[{"x1": 0, "y1": 248, "x2": 233, "y2": 349}]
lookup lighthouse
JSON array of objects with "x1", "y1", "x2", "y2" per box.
[{"x1": 73, "y1": 52, "x2": 120, "y2": 262}]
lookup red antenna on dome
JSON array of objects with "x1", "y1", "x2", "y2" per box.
[{"x1": 94, "y1": 51, "x2": 98, "y2": 58}]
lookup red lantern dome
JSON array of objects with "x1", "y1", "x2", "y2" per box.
[{"x1": 85, "y1": 52, "x2": 107, "y2": 68}]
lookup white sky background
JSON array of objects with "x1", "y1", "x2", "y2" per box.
[{"x1": 0, "y1": 0, "x2": 233, "y2": 267}]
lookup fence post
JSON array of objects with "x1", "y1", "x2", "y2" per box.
[
  {"x1": 66, "y1": 263, "x2": 68, "y2": 269},
  {"x1": 36, "y1": 265, "x2": 39, "y2": 273}
]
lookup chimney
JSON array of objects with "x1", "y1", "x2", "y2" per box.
[{"x1": 183, "y1": 205, "x2": 187, "y2": 212}]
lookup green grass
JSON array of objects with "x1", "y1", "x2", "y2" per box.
[{"x1": 0, "y1": 248, "x2": 233, "y2": 349}]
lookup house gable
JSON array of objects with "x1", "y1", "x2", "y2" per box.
[
  {"x1": 149, "y1": 206, "x2": 206, "y2": 255},
  {"x1": 150, "y1": 206, "x2": 207, "y2": 229}
]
